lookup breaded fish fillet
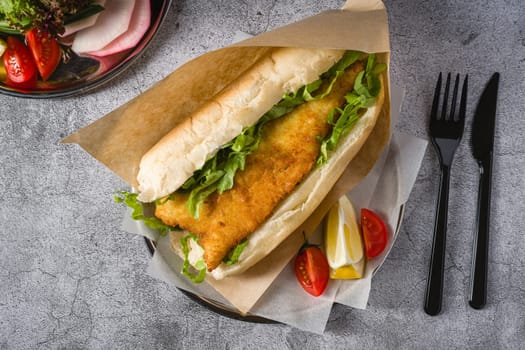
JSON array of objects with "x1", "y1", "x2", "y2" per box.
[{"x1": 156, "y1": 62, "x2": 364, "y2": 271}]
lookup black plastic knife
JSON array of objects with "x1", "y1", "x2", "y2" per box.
[{"x1": 469, "y1": 72, "x2": 500, "y2": 309}]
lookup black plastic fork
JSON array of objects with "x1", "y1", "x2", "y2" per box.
[{"x1": 424, "y1": 73, "x2": 468, "y2": 316}]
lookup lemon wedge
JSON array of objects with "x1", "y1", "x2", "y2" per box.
[
  {"x1": 329, "y1": 258, "x2": 365, "y2": 279},
  {"x1": 0, "y1": 64, "x2": 6, "y2": 83},
  {"x1": 1, "y1": 38, "x2": 8, "y2": 81},
  {"x1": 0, "y1": 38, "x2": 6, "y2": 57},
  {"x1": 325, "y1": 195, "x2": 365, "y2": 279}
]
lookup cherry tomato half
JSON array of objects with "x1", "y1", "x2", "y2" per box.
[
  {"x1": 26, "y1": 29, "x2": 61, "y2": 81},
  {"x1": 3, "y1": 36, "x2": 37, "y2": 84},
  {"x1": 361, "y1": 208, "x2": 388, "y2": 259},
  {"x1": 294, "y1": 244, "x2": 329, "y2": 297},
  {"x1": 5, "y1": 73, "x2": 37, "y2": 89}
]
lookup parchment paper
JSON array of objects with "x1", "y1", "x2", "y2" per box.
[
  {"x1": 143, "y1": 84, "x2": 428, "y2": 333},
  {"x1": 63, "y1": 0, "x2": 403, "y2": 334}
]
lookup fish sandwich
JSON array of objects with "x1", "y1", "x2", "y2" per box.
[{"x1": 118, "y1": 47, "x2": 387, "y2": 282}]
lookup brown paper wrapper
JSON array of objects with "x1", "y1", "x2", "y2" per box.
[{"x1": 63, "y1": 0, "x2": 391, "y2": 314}]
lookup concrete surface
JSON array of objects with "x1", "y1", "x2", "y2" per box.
[{"x1": 1, "y1": 0, "x2": 524, "y2": 348}]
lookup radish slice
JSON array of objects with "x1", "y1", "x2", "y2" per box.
[
  {"x1": 88, "y1": 0, "x2": 151, "y2": 57},
  {"x1": 72, "y1": 0, "x2": 136, "y2": 54},
  {"x1": 62, "y1": 0, "x2": 107, "y2": 37},
  {"x1": 83, "y1": 50, "x2": 129, "y2": 75}
]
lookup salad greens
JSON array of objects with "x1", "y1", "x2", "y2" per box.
[
  {"x1": 222, "y1": 238, "x2": 248, "y2": 265},
  {"x1": 180, "y1": 233, "x2": 207, "y2": 283},
  {"x1": 179, "y1": 51, "x2": 364, "y2": 219},
  {"x1": 316, "y1": 54, "x2": 386, "y2": 165},
  {"x1": 114, "y1": 191, "x2": 178, "y2": 236},
  {"x1": 0, "y1": 0, "x2": 104, "y2": 36},
  {"x1": 180, "y1": 234, "x2": 249, "y2": 283}
]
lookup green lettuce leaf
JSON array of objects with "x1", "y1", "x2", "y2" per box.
[
  {"x1": 222, "y1": 238, "x2": 249, "y2": 265},
  {"x1": 321, "y1": 51, "x2": 362, "y2": 79},
  {"x1": 180, "y1": 233, "x2": 206, "y2": 283},
  {"x1": 184, "y1": 169, "x2": 224, "y2": 220},
  {"x1": 180, "y1": 234, "x2": 250, "y2": 283},
  {"x1": 316, "y1": 54, "x2": 386, "y2": 165},
  {"x1": 114, "y1": 191, "x2": 178, "y2": 236}
]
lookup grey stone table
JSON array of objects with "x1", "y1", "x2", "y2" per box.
[{"x1": 1, "y1": 0, "x2": 524, "y2": 348}]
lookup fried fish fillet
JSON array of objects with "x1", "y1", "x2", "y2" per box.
[{"x1": 155, "y1": 62, "x2": 364, "y2": 271}]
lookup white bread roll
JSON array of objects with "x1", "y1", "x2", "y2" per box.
[{"x1": 136, "y1": 48, "x2": 345, "y2": 202}]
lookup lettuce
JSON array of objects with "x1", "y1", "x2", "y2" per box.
[
  {"x1": 222, "y1": 238, "x2": 248, "y2": 265},
  {"x1": 180, "y1": 234, "x2": 249, "y2": 283},
  {"x1": 114, "y1": 191, "x2": 178, "y2": 236},
  {"x1": 316, "y1": 54, "x2": 386, "y2": 165},
  {"x1": 180, "y1": 234, "x2": 207, "y2": 283}
]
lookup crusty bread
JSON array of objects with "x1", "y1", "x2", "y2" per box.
[{"x1": 136, "y1": 48, "x2": 345, "y2": 202}]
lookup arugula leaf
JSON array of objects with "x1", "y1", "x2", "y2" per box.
[
  {"x1": 180, "y1": 234, "x2": 207, "y2": 283},
  {"x1": 222, "y1": 238, "x2": 249, "y2": 265},
  {"x1": 316, "y1": 53, "x2": 386, "y2": 165},
  {"x1": 114, "y1": 191, "x2": 177, "y2": 236}
]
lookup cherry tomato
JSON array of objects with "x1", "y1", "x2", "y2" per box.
[
  {"x1": 294, "y1": 244, "x2": 329, "y2": 297},
  {"x1": 3, "y1": 36, "x2": 37, "y2": 84},
  {"x1": 361, "y1": 208, "x2": 388, "y2": 258},
  {"x1": 26, "y1": 29, "x2": 61, "y2": 81},
  {"x1": 5, "y1": 74, "x2": 37, "y2": 89}
]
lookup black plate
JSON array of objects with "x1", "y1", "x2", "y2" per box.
[{"x1": 0, "y1": 0, "x2": 172, "y2": 98}]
